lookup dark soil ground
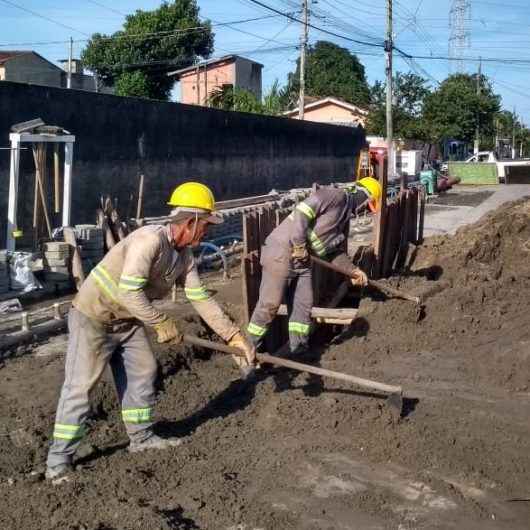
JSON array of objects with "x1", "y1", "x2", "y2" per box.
[{"x1": 1, "y1": 199, "x2": 529, "y2": 530}]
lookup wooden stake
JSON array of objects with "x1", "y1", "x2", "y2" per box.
[
  {"x1": 63, "y1": 226, "x2": 85, "y2": 290},
  {"x1": 136, "y1": 174, "x2": 145, "y2": 219},
  {"x1": 54, "y1": 143, "x2": 60, "y2": 213}
]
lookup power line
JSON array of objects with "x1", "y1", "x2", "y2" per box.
[
  {"x1": 0, "y1": 14, "x2": 286, "y2": 48},
  {"x1": 0, "y1": 0, "x2": 90, "y2": 37},
  {"x1": 85, "y1": 0, "x2": 127, "y2": 17},
  {"x1": 244, "y1": 0, "x2": 385, "y2": 48}
]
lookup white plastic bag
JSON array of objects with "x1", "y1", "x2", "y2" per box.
[{"x1": 9, "y1": 252, "x2": 42, "y2": 293}]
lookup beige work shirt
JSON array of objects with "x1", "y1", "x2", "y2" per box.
[{"x1": 73, "y1": 225, "x2": 238, "y2": 341}]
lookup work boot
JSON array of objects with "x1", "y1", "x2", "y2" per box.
[
  {"x1": 45, "y1": 463, "x2": 73, "y2": 483},
  {"x1": 128, "y1": 434, "x2": 182, "y2": 453}
]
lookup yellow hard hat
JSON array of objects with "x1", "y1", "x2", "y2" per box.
[
  {"x1": 167, "y1": 182, "x2": 223, "y2": 224},
  {"x1": 357, "y1": 177, "x2": 383, "y2": 212}
]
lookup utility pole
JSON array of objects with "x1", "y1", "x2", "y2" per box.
[
  {"x1": 474, "y1": 58, "x2": 481, "y2": 155},
  {"x1": 512, "y1": 107, "x2": 517, "y2": 159},
  {"x1": 374, "y1": 0, "x2": 393, "y2": 275},
  {"x1": 67, "y1": 37, "x2": 73, "y2": 89},
  {"x1": 298, "y1": 0, "x2": 309, "y2": 120},
  {"x1": 386, "y1": 0, "x2": 394, "y2": 190}
]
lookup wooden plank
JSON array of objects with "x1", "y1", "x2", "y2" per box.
[
  {"x1": 393, "y1": 191, "x2": 412, "y2": 271},
  {"x1": 216, "y1": 193, "x2": 281, "y2": 210},
  {"x1": 277, "y1": 305, "x2": 357, "y2": 319},
  {"x1": 381, "y1": 201, "x2": 397, "y2": 277},
  {"x1": 11, "y1": 118, "x2": 44, "y2": 133},
  {"x1": 417, "y1": 187, "x2": 426, "y2": 244},
  {"x1": 407, "y1": 188, "x2": 418, "y2": 243}
]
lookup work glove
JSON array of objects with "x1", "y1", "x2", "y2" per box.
[
  {"x1": 153, "y1": 315, "x2": 183, "y2": 344},
  {"x1": 228, "y1": 331, "x2": 257, "y2": 367},
  {"x1": 350, "y1": 267, "x2": 368, "y2": 288},
  {"x1": 291, "y1": 243, "x2": 310, "y2": 269}
]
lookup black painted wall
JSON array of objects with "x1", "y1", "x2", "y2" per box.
[{"x1": 0, "y1": 82, "x2": 365, "y2": 247}]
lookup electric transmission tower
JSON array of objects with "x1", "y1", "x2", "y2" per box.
[{"x1": 449, "y1": 0, "x2": 471, "y2": 73}]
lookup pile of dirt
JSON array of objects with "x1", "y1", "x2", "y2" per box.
[
  {"x1": 351, "y1": 197, "x2": 530, "y2": 392},
  {"x1": 0, "y1": 199, "x2": 529, "y2": 529}
]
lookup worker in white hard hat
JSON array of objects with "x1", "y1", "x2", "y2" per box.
[
  {"x1": 247, "y1": 177, "x2": 382, "y2": 355},
  {"x1": 46, "y1": 182, "x2": 256, "y2": 481}
]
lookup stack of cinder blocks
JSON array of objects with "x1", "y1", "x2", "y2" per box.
[
  {"x1": 43, "y1": 242, "x2": 73, "y2": 288},
  {"x1": 74, "y1": 225, "x2": 105, "y2": 274},
  {"x1": 0, "y1": 251, "x2": 9, "y2": 294}
]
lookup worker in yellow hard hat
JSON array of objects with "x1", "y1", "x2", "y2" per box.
[
  {"x1": 46, "y1": 182, "x2": 255, "y2": 481},
  {"x1": 246, "y1": 178, "x2": 382, "y2": 356},
  {"x1": 356, "y1": 176, "x2": 383, "y2": 213}
]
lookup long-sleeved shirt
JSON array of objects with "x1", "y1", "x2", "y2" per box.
[
  {"x1": 73, "y1": 225, "x2": 238, "y2": 341},
  {"x1": 267, "y1": 186, "x2": 367, "y2": 268}
]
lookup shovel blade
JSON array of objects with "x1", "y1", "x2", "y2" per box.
[{"x1": 387, "y1": 392, "x2": 403, "y2": 422}]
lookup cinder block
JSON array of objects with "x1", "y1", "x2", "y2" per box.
[{"x1": 43, "y1": 242, "x2": 71, "y2": 253}]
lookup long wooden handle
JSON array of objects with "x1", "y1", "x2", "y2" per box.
[
  {"x1": 182, "y1": 334, "x2": 402, "y2": 395},
  {"x1": 311, "y1": 255, "x2": 420, "y2": 304}
]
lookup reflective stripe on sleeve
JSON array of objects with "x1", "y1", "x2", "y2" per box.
[
  {"x1": 92, "y1": 264, "x2": 119, "y2": 302},
  {"x1": 184, "y1": 286, "x2": 211, "y2": 301},
  {"x1": 296, "y1": 202, "x2": 316, "y2": 220},
  {"x1": 307, "y1": 230, "x2": 326, "y2": 256},
  {"x1": 247, "y1": 322, "x2": 267, "y2": 337},
  {"x1": 53, "y1": 423, "x2": 86, "y2": 441},
  {"x1": 119, "y1": 274, "x2": 148, "y2": 292},
  {"x1": 121, "y1": 407, "x2": 153, "y2": 424},
  {"x1": 288, "y1": 322, "x2": 311, "y2": 335}
]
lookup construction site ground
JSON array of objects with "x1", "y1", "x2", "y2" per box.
[{"x1": 1, "y1": 196, "x2": 530, "y2": 530}]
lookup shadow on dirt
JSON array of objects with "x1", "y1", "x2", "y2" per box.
[
  {"x1": 158, "y1": 506, "x2": 201, "y2": 529},
  {"x1": 156, "y1": 377, "x2": 259, "y2": 439}
]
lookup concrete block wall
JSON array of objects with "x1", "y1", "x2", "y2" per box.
[{"x1": 0, "y1": 82, "x2": 366, "y2": 248}]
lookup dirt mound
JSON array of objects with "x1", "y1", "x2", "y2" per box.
[
  {"x1": 1, "y1": 200, "x2": 529, "y2": 529},
  {"x1": 352, "y1": 198, "x2": 530, "y2": 392}
]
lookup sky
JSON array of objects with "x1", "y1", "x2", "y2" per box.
[{"x1": 2, "y1": 0, "x2": 530, "y2": 123}]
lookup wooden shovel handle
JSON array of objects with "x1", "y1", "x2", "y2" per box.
[
  {"x1": 182, "y1": 334, "x2": 402, "y2": 395},
  {"x1": 311, "y1": 255, "x2": 421, "y2": 304}
]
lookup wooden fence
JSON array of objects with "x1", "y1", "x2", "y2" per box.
[{"x1": 375, "y1": 186, "x2": 425, "y2": 278}]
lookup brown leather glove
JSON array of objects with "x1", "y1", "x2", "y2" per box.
[
  {"x1": 291, "y1": 243, "x2": 310, "y2": 269},
  {"x1": 350, "y1": 267, "x2": 368, "y2": 287},
  {"x1": 228, "y1": 331, "x2": 257, "y2": 366},
  {"x1": 153, "y1": 316, "x2": 183, "y2": 344}
]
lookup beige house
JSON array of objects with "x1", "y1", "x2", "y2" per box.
[
  {"x1": 168, "y1": 55, "x2": 263, "y2": 106},
  {"x1": 284, "y1": 97, "x2": 368, "y2": 127}
]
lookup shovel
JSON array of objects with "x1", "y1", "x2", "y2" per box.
[
  {"x1": 182, "y1": 334, "x2": 404, "y2": 420},
  {"x1": 311, "y1": 255, "x2": 421, "y2": 304}
]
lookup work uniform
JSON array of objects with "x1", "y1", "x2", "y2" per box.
[
  {"x1": 47, "y1": 224, "x2": 238, "y2": 468},
  {"x1": 247, "y1": 186, "x2": 368, "y2": 352}
]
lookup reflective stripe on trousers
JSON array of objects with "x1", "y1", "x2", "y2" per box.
[{"x1": 47, "y1": 308, "x2": 157, "y2": 468}]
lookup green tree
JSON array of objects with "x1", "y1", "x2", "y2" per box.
[
  {"x1": 114, "y1": 71, "x2": 152, "y2": 98},
  {"x1": 282, "y1": 41, "x2": 370, "y2": 108},
  {"x1": 209, "y1": 86, "x2": 264, "y2": 114},
  {"x1": 262, "y1": 80, "x2": 287, "y2": 115},
  {"x1": 208, "y1": 81, "x2": 288, "y2": 116},
  {"x1": 366, "y1": 72, "x2": 430, "y2": 140},
  {"x1": 422, "y1": 73, "x2": 501, "y2": 146},
  {"x1": 82, "y1": 0, "x2": 213, "y2": 100}
]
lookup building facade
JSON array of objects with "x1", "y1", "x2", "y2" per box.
[
  {"x1": 0, "y1": 51, "x2": 107, "y2": 93},
  {"x1": 284, "y1": 97, "x2": 368, "y2": 127},
  {"x1": 169, "y1": 55, "x2": 263, "y2": 106}
]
